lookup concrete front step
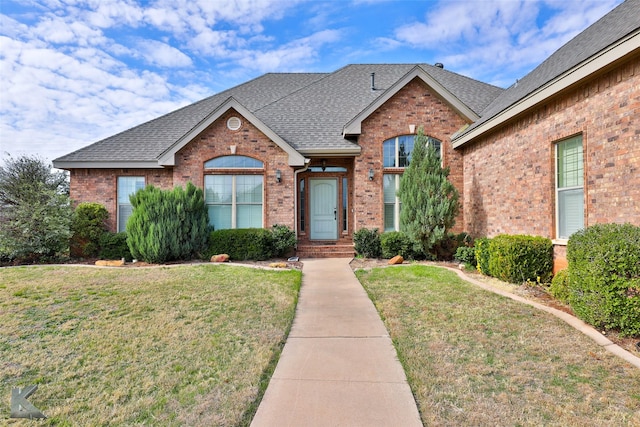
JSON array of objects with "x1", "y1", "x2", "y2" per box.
[{"x1": 296, "y1": 244, "x2": 355, "y2": 259}]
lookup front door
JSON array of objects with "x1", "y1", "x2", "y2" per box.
[{"x1": 310, "y1": 178, "x2": 337, "y2": 240}]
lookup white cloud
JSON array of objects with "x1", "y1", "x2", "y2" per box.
[{"x1": 136, "y1": 39, "x2": 193, "y2": 68}]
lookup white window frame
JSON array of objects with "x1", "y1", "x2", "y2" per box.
[
  {"x1": 555, "y1": 135, "x2": 584, "y2": 240},
  {"x1": 117, "y1": 176, "x2": 145, "y2": 232}
]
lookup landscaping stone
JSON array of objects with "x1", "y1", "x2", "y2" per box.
[
  {"x1": 211, "y1": 254, "x2": 230, "y2": 263},
  {"x1": 95, "y1": 259, "x2": 125, "y2": 267},
  {"x1": 388, "y1": 255, "x2": 404, "y2": 265},
  {"x1": 269, "y1": 262, "x2": 288, "y2": 268}
]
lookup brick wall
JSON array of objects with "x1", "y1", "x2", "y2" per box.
[
  {"x1": 355, "y1": 77, "x2": 469, "y2": 232},
  {"x1": 174, "y1": 109, "x2": 295, "y2": 229},
  {"x1": 70, "y1": 168, "x2": 173, "y2": 232},
  {"x1": 462, "y1": 54, "x2": 640, "y2": 269}
]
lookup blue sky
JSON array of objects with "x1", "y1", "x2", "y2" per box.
[{"x1": 0, "y1": 0, "x2": 623, "y2": 164}]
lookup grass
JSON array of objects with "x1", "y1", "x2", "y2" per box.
[
  {"x1": 355, "y1": 265, "x2": 640, "y2": 426},
  {"x1": 1, "y1": 264, "x2": 301, "y2": 426}
]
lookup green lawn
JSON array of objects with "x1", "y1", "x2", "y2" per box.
[
  {"x1": 356, "y1": 265, "x2": 640, "y2": 426},
  {"x1": 1, "y1": 265, "x2": 301, "y2": 426}
]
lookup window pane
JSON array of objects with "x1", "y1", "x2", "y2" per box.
[
  {"x1": 208, "y1": 205, "x2": 232, "y2": 230},
  {"x1": 558, "y1": 137, "x2": 583, "y2": 188},
  {"x1": 237, "y1": 205, "x2": 262, "y2": 228},
  {"x1": 300, "y1": 179, "x2": 305, "y2": 232},
  {"x1": 205, "y1": 175, "x2": 232, "y2": 203},
  {"x1": 383, "y1": 139, "x2": 396, "y2": 168},
  {"x1": 118, "y1": 204, "x2": 132, "y2": 232},
  {"x1": 117, "y1": 176, "x2": 145, "y2": 203},
  {"x1": 236, "y1": 175, "x2": 263, "y2": 203},
  {"x1": 383, "y1": 174, "x2": 397, "y2": 203},
  {"x1": 384, "y1": 204, "x2": 395, "y2": 232},
  {"x1": 398, "y1": 135, "x2": 414, "y2": 167},
  {"x1": 342, "y1": 177, "x2": 348, "y2": 232},
  {"x1": 205, "y1": 156, "x2": 263, "y2": 169},
  {"x1": 558, "y1": 188, "x2": 584, "y2": 239},
  {"x1": 428, "y1": 137, "x2": 442, "y2": 159}
]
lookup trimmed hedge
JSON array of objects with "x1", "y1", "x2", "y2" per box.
[
  {"x1": 70, "y1": 202, "x2": 109, "y2": 258},
  {"x1": 98, "y1": 232, "x2": 132, "y2": 261},
  {"x1": 567, "y1": 223, "x2": 640, "y2": 336},
  {"x1": 380, "y1": 231, "x2": 417, "y2": 259},
  {"x1": 206, "y1": 228, "x2": 274, "y2": 261},
  {"x1": 354, "y1": 228, "x2": 382, "y2": 258},
  {"x1": 488, "y1": 235, "x2": 553, "y2": 284},
  {"x1": 454, "y1": 245, "x2": 476, "y2": 267}
]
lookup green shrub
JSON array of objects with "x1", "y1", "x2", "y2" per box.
[
  {"x1": 271, "y1": 224, "x2": 296, "y2": 257},
  {"x1": 455, "y1": 246, "x2": 476, "y2": 267},
  {"x1": 432, "y1": 232, "x2": 465, "y2": 261},
  {"x1": 488, "y1": 235, "x2": 553, "y2": 284},
  {"x1": 98, "y1": 232, "x2": 132, "y2": 261},
  {"x1": 207, "y1": 228, "x2": 274, "y2": 261},
  {"x1": 550, "y1": 269, "x2": 570, "y2": 303},
  {"x1": 71, "y1": 202, "x2": 109, "y2": 258},
  {"x1": 567, "y1": 223, "x2": 640, "y2": 337},
  {"x1": 475, "y1": 237, "x2": 491, "y2": 276},
  {"x1": 380, "y1": 232, "x2": 417, "y2": 259},
  {"x1": 127, "y1": 182, "x2": 209, "y2": 263},
  {"x1": 354, "y1": 228, "x2": 381, "y2": 258}
]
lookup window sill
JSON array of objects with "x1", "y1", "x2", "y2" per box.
[{"x1": 552, "y1": 239, "x2": 568, "y2": 246}]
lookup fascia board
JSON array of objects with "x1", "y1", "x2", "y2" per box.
[
  {"x1": 52, "y1": 161, "x2": 163, "y2": 169},
  {"x1": 157, "y1": 97, "x2": 306, "y2": 167},
  {"x1": 298, "y1": 147, "x2": 362, "y2": 157},
  {"x1": 453, "y1": 30, "x2": 640, "y2": 149},
  {"x1": 343, "y1": 66, "x2": 479, "y2": 136}
]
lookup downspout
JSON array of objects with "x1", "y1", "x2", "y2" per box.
[{"x1": 293, "y1": 158, "x2": 311, "y2": 240}]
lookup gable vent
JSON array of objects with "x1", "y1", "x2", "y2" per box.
[{"x1": 227, "y1": 117, "x2": 242, "y2": 130}]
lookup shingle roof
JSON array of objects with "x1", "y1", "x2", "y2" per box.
[
  {"x1": 53, "y1": 64, "x2": 501, "y2": 165},
  {"x1": 459, "y1": 0, "x2": 640, "y2": 137}
]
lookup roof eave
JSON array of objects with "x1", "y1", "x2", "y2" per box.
[
  {"x1": 52, "y1": 160, "x2": 163, "y2": 170},
  {"x1": 343, "y1": 65, "x2": 479, "y2": 137},
  {"x1": 157, "y1": 97, "x2": 307, "y2": 167},
  {"x1": 298, "y1": 147, "x2": 362, "y2": 157},
  {"x1": 452, "y1": 29, "x2": 640, "y2": 149}
]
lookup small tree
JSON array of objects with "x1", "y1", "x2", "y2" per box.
[
  {"x1": 127, "y1": 182, "x2": 209, "y2": 263},
  {"x1": 397, "y1": 128, "x2": 459, "y2": 256},
  {"x1": 0, "y1": 154, "x2": 72, "y2": 262}
]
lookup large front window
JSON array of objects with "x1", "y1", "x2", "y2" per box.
[
  {"x1": 383, "y1": 134, "x2": 441, "y2": 231},
  {"x1": 556, "y1": 136, "x2": 584, "y2": 239},
  {"x1": 117, "y1": 176, "x2": 145, "y2": 232},
  {"x1": 204, "y1": 156, "x2": 264, "y2": 230}
]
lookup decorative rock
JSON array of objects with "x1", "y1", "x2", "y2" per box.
[
  {"x1": 388, "y1": 255, "x2": 404, "y2": 265},
  {"x1": 210, "y1": 254, "x2": 230, "y2": 263},
  {"x1": 269, "y1": 262, "x2": 287, "y2": 269},
  {"x1": 95, "y1": 259, "x2": 125, "y2": 267}
]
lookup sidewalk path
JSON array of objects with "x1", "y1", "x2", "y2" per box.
[{"x1": 251, "y1": 258, "x2": 422, "y2": 426}]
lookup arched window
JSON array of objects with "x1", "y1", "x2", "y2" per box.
[
  {"x1": 204, "y1": 156, "x2": 264, "y2": 230},
  {"x1": 382, "y1": 135, "x2": 442, "y2": 231}
]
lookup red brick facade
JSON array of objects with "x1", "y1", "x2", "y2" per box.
[
  {"x1": 461, "y1": 55, "x2": 640, "y2": 269},
  {"x1": 355, "y1": 78, "x2": 469, "y2": 232}
]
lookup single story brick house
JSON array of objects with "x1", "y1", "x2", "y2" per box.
[{"x1": 54, "y1": 0, "x2": 640, "y2": 265}]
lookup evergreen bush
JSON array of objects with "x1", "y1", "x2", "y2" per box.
[
  {"x1": 127, "y1": 182, "x2": 209, "y2": 263},
  {"x1": 271, "y1": 224, "x2": 296, "y2": 257},
  {"x1": 455, "y1": 246, "x2": 477, "y2": 267},
  {"x1": 354, "y1": 228, "x2": 381, "y2": 258},
  {"x1": 206, "y1": 228, "x2": 274, "y2": 260},
  {"x1": 99, "y1": 232, "x2": 132, "y2": 261},
  {"x1": 397, "y1": 127, "x2": 460, "y2": 256},
  {"x1": 567, "y1": 223, "x2": 640, "y2": 336},
  {"x1": 487, "y1": 235, "x2": 553, "y2": 284},
  {"x1": 380, "y1": 231, "x2": 417, "y2": 259},
  {"x1": 71, "y1": 202, "x2": 109, "y2": 258}
]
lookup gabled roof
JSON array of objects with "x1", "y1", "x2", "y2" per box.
[
  {"x1": 453, "y1": 0, "x2": 640, "y2": 147},
  {"x1": 53, "y1": 63, "x2": 501, "y2": 168}
]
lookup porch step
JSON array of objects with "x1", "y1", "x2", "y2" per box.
[{"x1": 296, "y1": 244, "x2": 356, "y2": 259}]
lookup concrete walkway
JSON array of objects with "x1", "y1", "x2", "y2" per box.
[{"x1": 251, "y1": 258, "x2": 422, "y2": 427}]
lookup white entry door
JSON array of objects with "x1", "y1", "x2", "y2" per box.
[{"x1": 310, "y1": 178, "x2": 337, "y2": 240}]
